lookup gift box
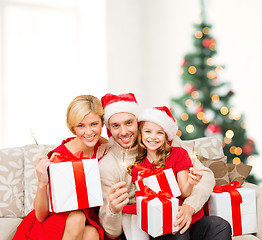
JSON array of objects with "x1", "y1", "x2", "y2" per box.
[
  {"x1": 136, "y1": 187, "x2": 179, "y2": 238},
  {"x1": 135, "y1": 167, "x2": 181, "y2": 198},
  {"x1": 48, "y1": 155, "x2": 103, "y2": 213},
  {"x1": 207, "y1": 182, "x2": 257, "y2": 236}
]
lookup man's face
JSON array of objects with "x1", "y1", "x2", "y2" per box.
[{"x1": 108, "y1": 112, "x2": 138, "y2": 149}]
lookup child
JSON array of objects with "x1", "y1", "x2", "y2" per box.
[
  {"x1": 130, "y1": 106, "x2": 204, "y2": 240},
  {"x1": 13, "y1": 95, "x2": 108, "y2": 240}
]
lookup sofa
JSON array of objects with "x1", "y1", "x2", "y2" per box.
[{"x1": 0, "y1": 137, "x2": 261, "y2": 240}]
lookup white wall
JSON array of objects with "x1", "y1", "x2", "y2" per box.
[
  {"x1": 106, "y1": 0, "x2": 262, "y2": 179},
  {"x1": 1, "y1": 0, "x2": 261, "y2": 179},
  {"x1": 0, "y1": 0, "x2": 106, "y2": 147}
]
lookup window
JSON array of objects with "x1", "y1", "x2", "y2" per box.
[{"x1": 0, "y1": 0, "x2": 106, "y2": 147}]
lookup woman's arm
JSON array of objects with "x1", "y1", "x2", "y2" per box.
[
  {"x1": 99, "y1": 136, "x2": 108, "y2": 144},
  {"x1": 34, "y1": 155, "x2": 52, "y2": 222}
]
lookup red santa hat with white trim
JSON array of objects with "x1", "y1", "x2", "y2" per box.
[
  {"x1": 101, "y1": 93, "x2": 141, "y2": 135},
  {"x1": 138, "y1": 106, "x2": 178, "y2": 141}
]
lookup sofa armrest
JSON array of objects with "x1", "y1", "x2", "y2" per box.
[{"x1": 242, "y1": 182, "x2": 262, "y2": 239}]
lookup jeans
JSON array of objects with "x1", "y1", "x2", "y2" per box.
[
  {"x1": 149, "y1": 229, "x2": 190, "y2": 240},
  {"x1": 190, "y1": 215, "x2": 232, "y2": 240},
  {"x1": 148, "y1": 215, "x2": 232, "y2": 240}
]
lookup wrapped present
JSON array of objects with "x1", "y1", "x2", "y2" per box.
[
  {"x1": 206, "y1": 181, "x2": 257, "y2": 236},
  {"x1": 48, "y1": 153, "x2": 103, "y2": 213},
  {"x1": 136, "y1": 185, "x2": 179, "y2": 238},
  {"x1": 135, "y1": 166, "x2": 181, "y2": 198}
]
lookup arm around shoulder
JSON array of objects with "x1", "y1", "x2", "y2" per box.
[{"x1": 183, "y1": 158, "x2": 215, "y2": 212}]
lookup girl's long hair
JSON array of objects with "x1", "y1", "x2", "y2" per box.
[{"x1": 127, "y1": 121, "x2": 172, "y2": 174}]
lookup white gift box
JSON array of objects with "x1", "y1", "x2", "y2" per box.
[
  {"x1": 48, "y1": 158, "x2": 103, "y2": 213},
  {"x1": 136, "y1": 196, "x2": 179, "y2": 238},
  {"x1": 135, "y1": 168, "x2": 181, "y2": 198},
  {"x1": 208, "y1": 187, "x2": 257, "y2": 236}
]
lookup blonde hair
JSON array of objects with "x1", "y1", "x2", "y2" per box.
[
  {"x1": 127, "y1": 121, "x2": 172, "y2": 174},
  {"x1": 66, "y1": 95, "x2": 104, "y2": 134}
]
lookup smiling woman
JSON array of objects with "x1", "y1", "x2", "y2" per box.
[
  {"x1": 65, "y1": 95, "x2": 104, "y2": 158},
  {"x1": 12, "y1": 94, "x2": 108, "y2": 240}
]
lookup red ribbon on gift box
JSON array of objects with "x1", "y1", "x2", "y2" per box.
[
  {"x1": 135, "y1": 165, "x2": 174, "y2": 197},
  {"x1": 213, "y1": 181, "x2": 243, "y2": 236},
  {"x1": 49, "y1": 151, "x2": 89, "y2": 212},
  {"x1": 136, "y1": 185, "x2": 173, "y2": 235}
]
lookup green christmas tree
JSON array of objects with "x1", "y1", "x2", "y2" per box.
[{"x1": 171, "y1": 1, "x2": 258, "y2": 183}]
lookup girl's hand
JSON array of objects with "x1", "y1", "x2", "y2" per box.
[
  {"x1": 35, "y1": 155, "x2": 52, "y2": 188},
  {"x1": 188, "y1": 168, "x2": 203, "y2": 185},
  {"x1": 96, "y1": 143, "x2": 109, "y2": 159}
]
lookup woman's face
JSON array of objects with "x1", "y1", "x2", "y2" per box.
[{"x1": 73, "y1": 112, "x2": 103, "y2": 148}]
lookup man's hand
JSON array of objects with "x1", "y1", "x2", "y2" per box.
[
  {"x1": 108, "y1": 181, "x2": 129, "y2": 214},
  {"x1": 174, "y1": 204, "x2": 195, "y2": 234}
]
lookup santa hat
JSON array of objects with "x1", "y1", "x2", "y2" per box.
[
  {"x1": 138, "y1": 106, "x2": 178, "y2": 141},
  {"x1": 101, "y1": 93, "x2": 141, "y2": 130}
]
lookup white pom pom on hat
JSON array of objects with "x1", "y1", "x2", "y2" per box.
[{"x1": 138, "y1": 106, "x2": 178, "y2": 141}]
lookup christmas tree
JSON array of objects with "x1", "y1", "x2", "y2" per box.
[{"x1": 171, "y1": 0, "x2": 258, "y2": 183}]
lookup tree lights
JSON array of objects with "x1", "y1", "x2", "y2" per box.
[{"x1": 171, "y1": 5, "x2": 258, "y2": 183}]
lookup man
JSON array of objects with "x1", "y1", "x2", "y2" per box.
[{"x1": 99, "y1": 93, "x2": 231, "y2": 240}]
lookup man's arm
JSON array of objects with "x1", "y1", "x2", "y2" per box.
[
  {"x1": 99, "y1": 157, "x2": 129, "y2": 239},
  {"x1": 183, "y1": 158, "x2": 215, "y2": 212},
  {"x1": 174, "y1": 158, "x2": 215, "y2": 234}
]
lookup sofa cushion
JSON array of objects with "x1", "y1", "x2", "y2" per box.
[
  {"x1": 198, "y1": 155, "x2": 230, "y2": 186},
  {"x1": 24, "y1": 144, "x2": 56, "y2": 216},
  {"x1": 194, "y1": 137, "x2": 224, "y2": 159},
  {"x1": 0, "y1": 147, "x2": 24, "y2": 218},
  {"x1": 232, "y1": 235, "x2": 258, "y2": 240},
  {"x1": 0, "y1": 218, "x2": 23, "y2": 240},
  {"x1": 227, "y1": 163, "x2": 252, "y2": 186}
]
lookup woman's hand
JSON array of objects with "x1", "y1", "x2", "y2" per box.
[
  {"x1": 96, "y1": 143, "x2": 109, "y2": 159},
  {"x1": 34, "y1": 155, "x2": 52, "y2": 222},
  {"x1": 35, "y1": 155, "x2": 52, "y2": 188},
  {"x1": 188, "y1": 167, "x2": 203, "y2": 185}
]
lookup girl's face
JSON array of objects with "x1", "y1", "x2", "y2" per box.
[
  {"x1": 73, "y1": 111, "x2": 103, "y2": 148},
  {"x1": 141, "y1": 121, "x2": 166, "y2": 152}
]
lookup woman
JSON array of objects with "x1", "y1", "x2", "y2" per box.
[{"x1": 13, "y1": 95, "x2": 108, "y2": 240}]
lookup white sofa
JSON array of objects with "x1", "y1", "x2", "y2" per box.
[{"x1": 0, "y1": 137, "x2": 261, "y2": 240}]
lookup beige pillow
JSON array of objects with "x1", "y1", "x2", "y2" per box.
[
  {"x1": 227, "y1": 163, "x2": 252, "y2": 186},
  {"x1": 198, "y1": 155, "x2": 230, "y2": 186},
  {"x1": 0, "y1": 147, "x2": 24, "y2": 217}
]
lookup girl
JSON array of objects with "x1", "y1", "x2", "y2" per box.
[
  {"x1": 129, "y1": 106, "x2": 203, "y2": 240},
  {"x1": 13, "y1": 95, "x2": 109, "y2": 240}
]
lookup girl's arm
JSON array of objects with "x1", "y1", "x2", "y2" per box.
[
  {"x1": 34, "y1": 155, "x2": 52, "y2": 222},
  {"x1": 177, "y1": 169, "x2": 192, "y2": 199},
  {"x1": 177, "y1": 168, "x2": 203, "y2": 199}
]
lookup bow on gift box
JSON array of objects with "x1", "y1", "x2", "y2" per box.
[
  {"x1": 135, "y1": 165, "x2": 165, "y2": 178},
  {"x1": 134, "y1": 165, "x2": 175, "y2": 197},
  {"x1": 50, "y1": 151, "x2": 87, "y2": 163},
  {"x1": 136, "y1": 185, "x2": 173, "y2": 235},
  {"x1": 212, "y1": 181, "x2": 243, "y2": 236},
  {"x1": 49, "y1": 151, "x2": 90, "y2": 212}
]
